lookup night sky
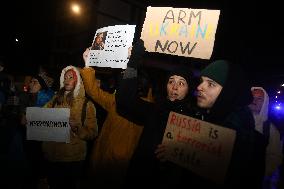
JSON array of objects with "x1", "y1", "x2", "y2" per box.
[
  {"x1": 0, "y1": 0, "x2": 54, "y2": 71},
  {"x1": 0, "y1": 0, "x2": 283, "y2": 125},
  {"x1": 0, "y1": 0, "x2": 283, "y2": 84}
]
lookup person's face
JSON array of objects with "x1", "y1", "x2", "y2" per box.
[
  {"x1": 95, "y1": 33, "x2": 104, "y2": 44},
  {"x1": 29, "y1": 78, "x2": 41, "y2": 93},
  {"x1": 167, "y1": 75, "x2": 189, "y2": 101},
  {"x1": 64, "y1": 70, "x2": 77, "y2": 91},
  {"x1": 197, "y1": 76, "x2": 223, "y2": 109},
  {"x1": 248, "y1": 89, "x2": 264, "y2": 114}
]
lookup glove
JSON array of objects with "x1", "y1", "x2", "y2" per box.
[{"x1": 127, "y1": 39, "x2": 146, "y2": 69}]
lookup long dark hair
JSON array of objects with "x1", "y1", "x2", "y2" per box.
[{"x1": 53, "y1": 87, "x2": 74, "y2": 107}]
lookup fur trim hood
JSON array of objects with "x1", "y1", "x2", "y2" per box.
[
  {"x1": 60, "y1": 65, "x2": 85, "y2": 98},
  {"x1": 250, "y1": 87, "x2": 269, "y2": 133}
]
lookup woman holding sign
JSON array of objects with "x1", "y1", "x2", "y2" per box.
[
  {"x1": 80, "y1": 47, "x2": 154, "y2": 188},
  {"x1": 42, "y1": 65, "x2": 98, "y2": 189},
  {"x1": 116, "y1": 39, "x2": 197, "y2": 188},
  {"x1": 153, "y1": 60, "x2": 266, "y2": 189},
  {"x1": 19, "y1": 74, "x2": 54, "y2": 189}
]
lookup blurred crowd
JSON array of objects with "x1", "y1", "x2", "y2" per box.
[{"x1": 0, "y1": 41, "x2": 283, "y2": 189}]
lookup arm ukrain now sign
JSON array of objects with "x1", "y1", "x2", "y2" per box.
[{"x1": 141, "y1": 7, "x2": 220, "y2": 59}]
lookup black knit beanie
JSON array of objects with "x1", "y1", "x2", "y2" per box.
[
  {"x1": 32, "y1": 75, "x2": 48, "y2": 90},
  {"x1": 200, "y1": 60, "x2": 229, "y2": 86},
  {"x1": 166, "y1": 65, "x2": 192, "y2": 85}
]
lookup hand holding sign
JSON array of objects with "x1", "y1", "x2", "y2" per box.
[
  {"x1": 69, "y1": 118, "x2": 79, "y2": 134},
  {"x1": 21, "y1": 114, "x2": 27, "y2": 126},
  {"x1": 127, "y1": 39, "x2": 146, "y2": 69},
  {"x1": 83, "y1": 47, "x2": 91, "y2": 68},
  {"x1": 155, "y1": 144, "x2": 167, "y2": 162},
  {"x1": 127, "y1": 46, "x2": 132, "y2": 59}
]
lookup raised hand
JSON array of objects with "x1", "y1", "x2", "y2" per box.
[
  {"x1": 127, "y1": 39, "x2": 146, "y2": 69},
  {"x1": 155, "y1": 144, "x2": 167, "y2": 162},
  {"x1": 83, "y1": 47, "x2": 91, "y2": 68}
]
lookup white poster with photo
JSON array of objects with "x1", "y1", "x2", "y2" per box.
[
  {"x1": 162, "y1": 111, "x2": 236, "y2": 184},
  {"x1": 87, "y1": 25, "x2": 136, "y2": 69},
  {"x1": 26, "y1": 107, "x2": 70, "y2": 143}
]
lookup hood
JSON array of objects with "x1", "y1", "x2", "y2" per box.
[
  {"x1": 60, "y1": 65, "x2": 85, "y2": 98},
  {"x1": 204, "y1": 61, "x2": 253, "y2": 124},
  {"x1": 166, "y1": 65, "x2": 193, "y2": 87},
  {"x1": 200, "y1": 60, "x2": 229, "y2": 86},
  {"x1": 32, "y1": 74, "x2": 48, "y2": 91},
  {"x1": 251, "y1": 87, "x2": 269, "y2": 133}
]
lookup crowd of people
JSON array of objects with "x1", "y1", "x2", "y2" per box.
[{"x1": 0, "y1": 38, "x2": 283, "y2": 189}]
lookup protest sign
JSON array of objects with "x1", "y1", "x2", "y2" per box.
[
  {"x1": 26, "y1": 107, "x2": 70, "y2": 143},
  {"x1": 162, "y1": 111, "x2": 236, "y2": 183},
  {"x1": 141, "y1": 7, "x2": 220, "y2": 59},
  {"x1": 87, "y1": 25, "x2": 136, "y2": 69}
]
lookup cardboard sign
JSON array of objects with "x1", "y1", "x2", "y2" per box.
[
  {"x1": 87, "y1": 25, "x2": 136, "y2": 69},
  {"x1": 141, "y1": 7, "x2": 220, "y2": 59},
  {"x1": 26, "y1": 107, "x2": 70, "y2": 143},
  {"x1": 162, "y1": 112, "x2": 236, "y2": 183}
]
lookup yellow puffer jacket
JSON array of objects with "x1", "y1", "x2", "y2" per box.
[
  {"x1": 42, "y1": 66, "x2": 98, "y2": 162},
  {"x1": 80, "y1": 67, "x2": 153, "y2": 184}
]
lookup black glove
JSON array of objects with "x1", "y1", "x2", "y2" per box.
[{"x1": 127, "y1": 39, "x2": 146, "y2": 69}]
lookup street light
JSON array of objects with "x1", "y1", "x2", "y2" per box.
[{"x1": 71, "y1": 3, "x2": 81, "y2": 15}]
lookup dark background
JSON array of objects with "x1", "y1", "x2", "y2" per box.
[
  {"x1": 1, "y1": 0, "x2": 283, "y2": 79},
  {"x1": 0, "y1": 0, "x2": 283, "y2": 115}
]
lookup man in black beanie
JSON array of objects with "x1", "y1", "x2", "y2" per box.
[
  {"x1": 196, "y1": 60, "x2": 266, "y2": 189},
  {"x1": 32, "y1": 75, "x2": 49, "y2": 91}
]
